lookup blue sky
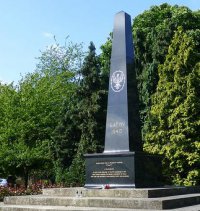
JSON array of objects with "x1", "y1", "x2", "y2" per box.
[{"x1": 0, "y1": 0, "x2": 199, "y2": 84}]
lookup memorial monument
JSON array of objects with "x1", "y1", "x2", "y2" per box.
[{"x1": 85, "y1": 11, "x2": 162, "y2": 188}]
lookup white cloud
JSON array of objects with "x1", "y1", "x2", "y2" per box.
[{"x1": 42, "y1": 32, "x2": 54, "y2": 38}]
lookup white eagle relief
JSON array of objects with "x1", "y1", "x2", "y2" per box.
[{"x1": 111, "y1": 70, "x2": 125, "y2": 92}]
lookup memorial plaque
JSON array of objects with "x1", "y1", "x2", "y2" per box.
[
  {"x1": 85, "y1": 152, "x2": 162, "y2": 188},
  {"x1": 86, "y1": 153, "x2": 135, "y2": 188},
  {"x1": 85, "y1": 11, "x2": 163, "y2": 188}
]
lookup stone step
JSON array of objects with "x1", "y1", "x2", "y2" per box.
[
  {"x1": 42, "y1": 186, "x2": 200, "y2": 198},
  {"x1": 0, "y1": 204, "x2": 133, "y2": 211},
  {"x1": 3, "y1": 194, "x2": 200, "y2": 210},
  {"x1": 1, "y1": 203, "x2": 200, "y2": 211}
]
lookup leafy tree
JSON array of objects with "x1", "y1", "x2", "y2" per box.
[
  {"x1": 0, "y1": 41, "x2": 83, "y2": 187},
  {"x1": 133, "y1": 4, "x2": 200, "y2": 140},
  {"x1": 0, "y1": 83, "x2": 18, "y2": 177},
  {"x1": 145, "y1": 28, "x2": 200, "y2": 185},
  {"x1": 36, "y1": 39, "x2": 83, "y2": 76},
  {"x1": 53, "y1": 42, "x2": 106, "y2": 185},
  {"x1": 51, "y1": 92, "x2": 82, "y2": 183},
  {"x1": 67, "y1": 42, "x2": 105, "y2": 185},
  {"x1": 99, "y1": 33, "x2": 112, "y2": 90}
]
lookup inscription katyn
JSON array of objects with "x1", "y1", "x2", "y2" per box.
[{"x1": 109, "y1": 121, "x2": 125, "y2": 135}]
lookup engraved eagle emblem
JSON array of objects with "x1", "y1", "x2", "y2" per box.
[{"x1": 111, "y1": 70, "x2": 125, "y2": 92}]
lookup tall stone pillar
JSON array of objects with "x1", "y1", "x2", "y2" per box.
[
  {"x1": 104, "y1": 11, "x2": 142, "y2": 153},
  {"x1": 85, "y1": 11, "x2": 162, "y2": 188}
]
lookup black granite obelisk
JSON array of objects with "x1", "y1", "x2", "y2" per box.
[
  {"x1": 85, "y1": 11, "x2": 162, "y2": 188},
  {"x1": 104, "y1": 11, "x2": 142, "y2": 153}
]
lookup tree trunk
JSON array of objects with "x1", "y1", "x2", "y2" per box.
[{"x1": 23, "y1": 167, "x2": 29, "y2": 189}]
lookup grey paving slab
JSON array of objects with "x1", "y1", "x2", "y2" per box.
[
  {"x1": 1, "y1": 204, "x2": 200, "y2": 211},
  {"x1": 43, "y1": 186, "x2": 200, "y2": 198}
]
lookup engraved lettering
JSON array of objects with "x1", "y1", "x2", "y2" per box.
[
  {"x1": 109, "y1": 121, "x2": 125, "y2": 135},
  {"x1": 91, "y1": 161, "x2": 129, "y2": 179},
  {"x1": 109, "y1": 121, "x2": 125, "y2": 128}
]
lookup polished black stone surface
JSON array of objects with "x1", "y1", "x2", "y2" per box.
[
  {"x1": 85, "y1": 152, "x2": 163, "y2": 188},
  {"x1": 104, "y1": 11, "x2": 142, "y2": 153},
  {"x1": 85, "y1": 11, "x2": 162, "y2": 188}
]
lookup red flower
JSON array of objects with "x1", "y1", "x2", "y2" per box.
[{"x1": 104, "y1": 184, "x2": 110, "y2": 189}]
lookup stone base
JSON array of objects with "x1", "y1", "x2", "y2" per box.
[
  {"x1": 1, "y1": 187, "x2": 200, "y2": 210},
  {"x1": 84, "y1": 151, "x2": 163, "y2": 188}
]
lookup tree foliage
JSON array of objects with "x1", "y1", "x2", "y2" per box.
[
  {"x1": 133, "y1": 4, "x2": 200, "y2": 140},
  {"x1": 0, "y1": 41, "x2": 83, "y2": 186},
  {"x1": 145, "y1": 28, "x2": 200, "y2": 185},
  {"x1": 99, "y1": 34, "x2": 112, "y2": 90},
  {"x1": 52, "y1": 42, "x2": 106, "y2": 186}
]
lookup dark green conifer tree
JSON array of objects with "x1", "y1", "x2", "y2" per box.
[
  {"x1": 133, "y1": 4, "x2": 200, "y2": 140},
  {"x1": 53, "y1": 42, "x2": 106, "y2": 185},
  {"x1": 66, "y1": 42, "x2": 106, "y2": 186},
  {"x1": 145, "y1": 28, "x2": 200, "y2": 185}
]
